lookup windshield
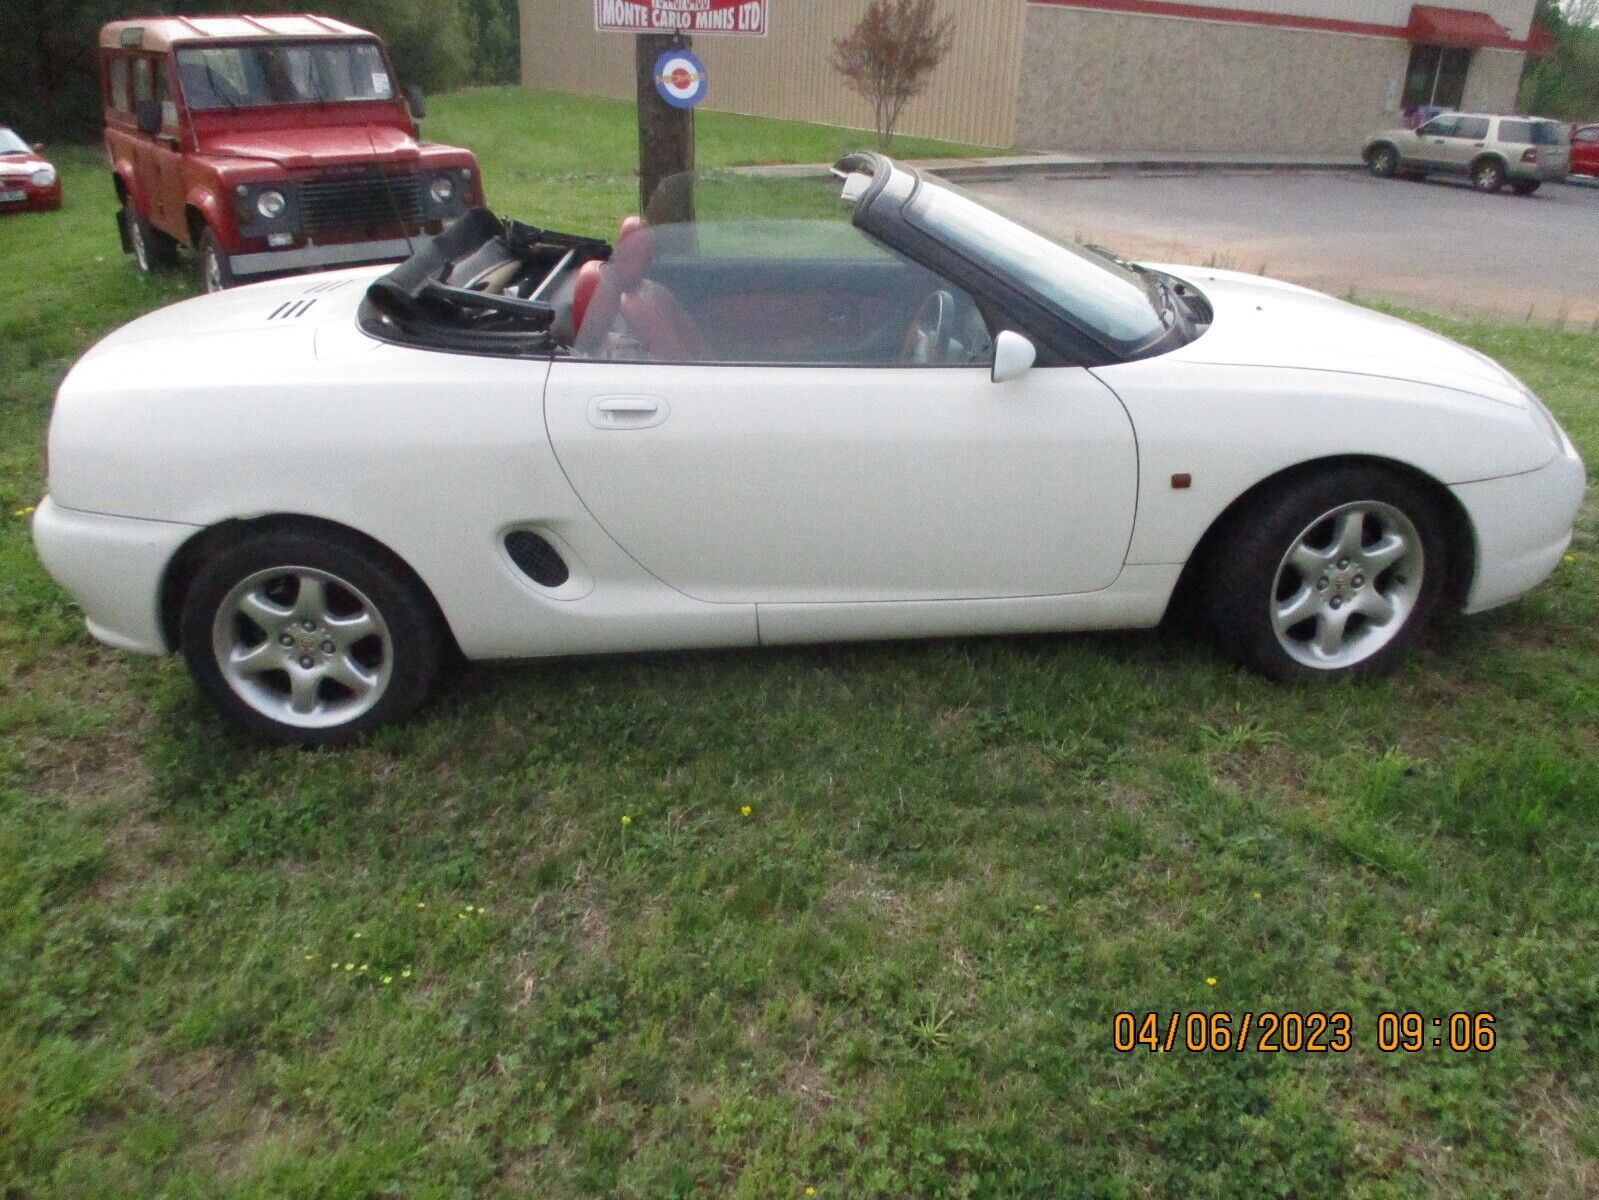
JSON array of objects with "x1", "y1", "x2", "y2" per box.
[
  {"x1": 176, "y1": 40, "x2": 394, "y2": 110},
  {"x1": 0, "y1": 128, "x2": 29, "y2": 155},
  {"x1": 904, "y1": 181, "x2": 1166, "y2": 353}
]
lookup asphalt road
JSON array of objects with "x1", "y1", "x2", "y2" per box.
[{"x1": 966, "y1": 170, "x2": 1599, "y2": 328}]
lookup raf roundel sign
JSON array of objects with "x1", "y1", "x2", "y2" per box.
[{"x1": 654, "y1": 49, "x2": 709, "y2": 109}]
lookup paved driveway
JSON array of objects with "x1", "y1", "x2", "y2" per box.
[{"x1": 965, "y1": 170, "x2": 1599, "y2": 327}]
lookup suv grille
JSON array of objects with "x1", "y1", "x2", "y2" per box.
[{"x1": 298, "y1": 170, "x2": 423, "y2": 236}]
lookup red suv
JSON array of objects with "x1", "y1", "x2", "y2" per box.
[{"x1": 100, "y1": 14, "x2": 484, "y2": 291}]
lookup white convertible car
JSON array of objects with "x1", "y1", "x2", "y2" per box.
[{"x1": 34, "y1": 154, "x2": 1585, "y2": 742}]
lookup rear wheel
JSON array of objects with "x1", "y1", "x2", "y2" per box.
[
  {"x1": 179, "y1": 529, "x2": 443, "y2": 744},
  {"x1": 1367, "y1": 145, "x2": 1399, "y2": 179},
  {"x1": 1509, "y1": 179, "x2": 1541, "y2": 197},
  {"x1": 1472, "y1": 157, "x2": 1507, "y2": 193},
  {"x1": 197, "y1": 229, "x2": 235, "y2": 293},
  {"x1": 1201, "y1": 467, "x2": 1450, "y2": 681}
]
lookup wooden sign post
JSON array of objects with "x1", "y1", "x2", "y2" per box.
[
  {"x1": 594, "y1": 1, "x2": 770, "y2": 223},
  {"x1": 635, "y1": 32, "x2": 695, "y2": 222}
]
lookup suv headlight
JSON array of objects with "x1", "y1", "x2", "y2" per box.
[
  {"x1": 428, "y1": 175, "x2": 455, "y2": 204},
  {"x1": 255, "y1": 190, "x2": 287, "y2": 220},
  {"x1": 31, "y1": 166, "x2": 56, "y2": 187}
]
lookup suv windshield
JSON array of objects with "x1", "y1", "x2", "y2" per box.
[
  {"x1": 176, "y1": 40, "x2": 393, "y2": 110},
  {"x1": 903, "y1": 180, "x2": 1166, "y2": 353},
  {"x1": 0, "y1": 128, "x2": 29, "y2": 155}
]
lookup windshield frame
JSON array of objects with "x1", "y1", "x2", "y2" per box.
[
  {"x1": 844, "y1": 155, "x2": 1193, "y2": 365},
  {"x1": 174, "y1": 38, "x2": 399, "y2": 112},
  {"x1": 0, "y1": 128, "x2": 30, "y2": 155}
]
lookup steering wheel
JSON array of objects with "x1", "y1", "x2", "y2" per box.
[{"x1": 902, "y1": 289, "x2": 956, "y2": 365}]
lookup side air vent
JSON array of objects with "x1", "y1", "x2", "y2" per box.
[{"x1": 504, "y1": 529, "x2": 570, "y2": 589}]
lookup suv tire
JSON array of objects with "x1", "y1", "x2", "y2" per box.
[
  {"x1": 124, "y1": 205, "x2": 177, "y2": 272},
  {"x1": 1367, "y1": 144, "x2": 1399, "y2": 179},
  {"x1": 1471, "y1": 157, "x2": 1507, "y2": 193},
  {"x1": 197, "y1": 229, "x2": 237, "y2": 293}
]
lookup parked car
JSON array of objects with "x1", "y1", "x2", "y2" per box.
[
  {"x1": 1364, "y1": 113, "x2": 1570, "y2": 194},
  {"x1": 1572, "y1": 123, "x2": 1599, "y2": 180},
  {"x1": 33, "y1": 154, "x2": 1586, "y2": 742},
  {"x1": 0, "y1": 126, "x2": 62, "y2": 213},
  {"x1": 99, "y1": 14, "x2": 483, "y2": 292}
]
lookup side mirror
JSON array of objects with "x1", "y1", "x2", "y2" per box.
[
  {"x1": 991, "y1": 330, "x2": 1037, "y2": 384},
  {"x1": 135, "y1": 99, "x2": 162, "y2": 137},
  {"x1": 405, "y1": 84, "x2": 427, "y2": 121}
]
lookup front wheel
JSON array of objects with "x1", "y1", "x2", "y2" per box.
[
  {"x1": 197, "y1": 229, "x2": 236, "y2": 293},
  {"x1": 123, "y1": 205, "x2": 176, "y2": 272},
  {"x1": 1201, "y1": 468, "x2": 1450, "y2": 681},
  {"x1": 179, "y1": 529, "x2": 444, "y2": 744},
  {"x1": 1367, "y1": 145, "x2": 1399, "y2": 179}
]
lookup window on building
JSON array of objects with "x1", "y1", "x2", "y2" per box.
[{"x1": 1402, "y1": 44, "x2": 1472, "y2": 111}]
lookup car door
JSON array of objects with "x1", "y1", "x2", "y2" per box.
[
  {"x1": 1452, "y1": 115, "x2": 1492, "y2": 170},
  {"x1": 543, "y1": 220, "x2": 1138, "y2": 606},
  {"x1": 1414, "y1": 115, "x2": 1465, "y2": 172}
]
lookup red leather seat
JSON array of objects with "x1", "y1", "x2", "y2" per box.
[
  {"x1": 571, "y1": 260, "x2": 603, "y2": 335},
  {"x1": 573, "y1": 215, "x2": 709, "y2": 361}
]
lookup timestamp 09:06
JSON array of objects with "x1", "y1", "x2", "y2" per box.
[{"x1": 1112, "y1": 1011, "x2": 1497, "y2": 1054}]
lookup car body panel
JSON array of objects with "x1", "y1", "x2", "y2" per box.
[
  {"x1": 544, "y1": 359, "x2": 1138, "y2": 605},
  {"x1": 1573, "y1": 124, "x2": 1599, "y2": 179}
]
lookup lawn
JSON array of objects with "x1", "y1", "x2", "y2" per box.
[{"x1": 1, "y1": 87, "x2": 1597, "y2": 1199}]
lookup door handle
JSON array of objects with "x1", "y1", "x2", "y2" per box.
[{"x1": 589, "y1": 394, "x2": 668, "y2": 429}]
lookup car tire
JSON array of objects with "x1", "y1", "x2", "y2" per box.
[
  {"x1": 1471, "y1": 157, "x2": 1507, "y2": 193},
  {"x1": 1509, "y1": 180, "x2": 1541, "y2": 197},
  {"x1": 1367, "y1": 145, "x2": 1399, "y2": 179},
  {"x1": 124, "y1": 205, "x2": 177, "y2": 272},
  {"x1": 1200, "y1": 466, "x2": 1450, "y2": 682},
  {"x1": 179, "y1": 528, "x2": 444, "y2": 744},
  {"x1": 198, "y1": 229, "x2": 236, "y2": 293}
]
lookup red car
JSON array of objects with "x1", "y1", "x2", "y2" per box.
[
  {"x1": 0, "y1": 126, "x2": 63, "y2": 213},
  {"x1": 99, "y1": 14, "x2": 483, "y2": 291},
  {"x1": 1572, "y1": 123, "x2": 1599, "y2": 180}
]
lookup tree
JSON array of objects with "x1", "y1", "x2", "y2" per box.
[
  {"x1": 830, "y1": 0, "x2": 955, "y2": 149},
  {"x1": 1520, "y1": 0, "x2": 1599, "y2": 120}
]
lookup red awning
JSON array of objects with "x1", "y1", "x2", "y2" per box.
[
  {"x1": 1524, "y1": 25, "x2": 1556, "y2": 56},
  {"x1": 1407, "y1": 6, "x2": 1519, "y2": 50}
]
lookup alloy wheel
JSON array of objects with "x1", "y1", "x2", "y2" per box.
[
  {"x1": 1269, "y1": 501, "x2": 1425, "y2": 670},
  {"x1": 210, "y1": 566, "x2": 393, "y2": 729}
]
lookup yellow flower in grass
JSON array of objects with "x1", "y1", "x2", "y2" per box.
[
  {"x1": 381, "y1": 975, "x2": 393, "y2": 985},
  {"x1": 12, "y1": 506, "x2": 35, "y2": 518},
  {"x1": 344, "y1": 963, "x2": 354, "y2": 972},
  {"x1": 1206, "y1": 977, "x2": 1218, "y2": 987},
  {"x1": 740, "y1": 805, "x2": 753, "y2": 817},
  {"x1": 805, "y1": 1189, "x2": 816, "y2": 1197},
  {"x1": 620, "y1": 814, "x2": 632, "y2": 827}
]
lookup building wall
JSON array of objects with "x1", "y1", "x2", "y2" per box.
[
  {"x1": 1015, "y1": 4, "x2": 1530, "y2": 154},
  {"x1": 520, "y1": 0, "x2": 1027, "y2": 147}
]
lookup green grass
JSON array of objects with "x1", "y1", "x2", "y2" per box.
[{"x1": 2, "y1": 88, "x2": 1597, "y2": 1199}]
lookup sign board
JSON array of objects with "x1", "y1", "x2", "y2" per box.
[
  {"x1": 596, "y1": 0, "x2": 768, "y2": 37},
  {"x1": 654, "y1": 49, "x2": 709, "y2": 109}
]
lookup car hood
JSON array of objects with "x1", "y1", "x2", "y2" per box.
[
  {"x1": 1150, "y1": 265, "x2": 1531, "y2": 408},
  {"x1": 0, "y1": 152, "x2": 51, "y2": 180},
  {"x1": 197, "y1": 125, "x2": 419, "y2": 170}
]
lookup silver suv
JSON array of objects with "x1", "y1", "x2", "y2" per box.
[{"x1": 1364, "y1": 113, "x2": 1570, "y2": 195}]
